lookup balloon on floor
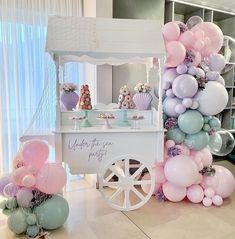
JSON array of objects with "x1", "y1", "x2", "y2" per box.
[
  {"x1": 152, "y1": 16, "x2": 235, "y2": 207},
  {"x1": 0, "y1": 140, "x2": 69, "y2": 238}
]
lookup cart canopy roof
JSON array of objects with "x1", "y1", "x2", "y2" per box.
[{"x1": 46, "y1": 16, "x2": 166, "y2": 66}]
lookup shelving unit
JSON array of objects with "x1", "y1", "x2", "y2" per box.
[{"x1": 165, "y1": 0, "x2": 235, "y2": 129}]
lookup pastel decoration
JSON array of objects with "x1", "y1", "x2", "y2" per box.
[
  {"x1": 216, "y1": 75, "x2": 225, "y2": 85},
  {"x1": 0, "y1": 175, "x2": 11, "y2": 196},
  {"x1": 163, "y1": 68, "x2": 179, "y2": 83},
  {"x1": 187, "y1": 184, "x2": 204, "y2": 203},
  {"x1": 178, "y1": 110, "x2": 204, "y2": 134},
  {"x1": 182, "y1": 98, "x2": 193, "y2": 108},
  {"x1": 184, "y1": 131, "x2": 210, "y2": 151},
  {"x1": 209, "y1": 53, "x2": 226, "y2": 72},
  {"x1": 3, "y1": 183, "x2": 19, "y2": 197},
  {"x1": 163, "y1": 22, "x2": 180, "y2": 41},
  {"x1": 11, "y1": 166, "x2": 31, "y2": 186},
  {"x1": 204, "y1": 187, "x2": 215, "y2": 198},
  {"x1": 166, "y1": 128, "x2": 186, "y2": 144},
  {"x1": 164, "y1": 155, "x2": 198, "y2": 187},
  {"x1": 176, "y1": 64, "x2": 188, "y2": 74},
  {"x1": 179, "y1": 31, "x2": 195, "y2": 48},
  {"x1": 165, "y1": 41, "x2": 186, "y2": 67},
  {"x1": 22, "y1": 140, "x2": 49, "y2": 171},
  {"x1": 213, "y1": 165, "x2": 235, "y2": 198},
  {"x1": 195, "y1": 148, "x2": 213, "y2": 167},
  {"x1": 188, "y1": 66, "x2": 197, "y2": 75},
  {"x1": 165, "y1": 140, "x2": 175, "y2": 149},
  {"x1": 186, "y1": 16, "x2": 203, "y2": 29},
  {"x1": 212, "y1": 195, "x2": 223, "y2": 206},
  {"x1": 155, "y1": 166, "x2": 167, "y2": 184},
  {"x1": 7, "y1": 209, "x2": 28, "y2": 234},
  {"x1": 16, "y1": 189, "x2": 33, "y2": 208},
  {"x1": 162, "y1": 181, "x2": 186, "y2": 202},
  {"x1": 202, "y1": 197, "x2": 212, "y2": 207},
  {"x1": 201, "y1": 175, "x2": 219, "y2": 190},
  {"x1": 163, "y1": 97, "x2": 182, "y2": 117},
  {"x1": 175, "y1": 104, "x2": 186, "y2": 114},
  {"x1": 36, "y1": 163, "x2": 67, "y2": 194},
  {"x1": 172, "y1": 74, "x2": 198, "y2": 99},
  {"x1": 22, "y1": 175, "x2": 36, "y2": 188},
  {"x1": 27, "y1": 225, "x2": 40, "y2": 238}
]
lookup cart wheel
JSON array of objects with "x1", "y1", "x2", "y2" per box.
[{"x1": 99, "y1": 155, "x2": 155, "y2": 211}]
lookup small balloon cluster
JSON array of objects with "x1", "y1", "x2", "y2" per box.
[
  {"x1": 148, "y1": 17, "x2": 235, "y2": 207},
  {"x1": 0, "y1": 140, "x2": 69, "y2": 238}
]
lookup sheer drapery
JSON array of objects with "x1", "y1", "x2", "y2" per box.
[{"x1": 0, "y1": 0, "x2": 84, "y2": 173}]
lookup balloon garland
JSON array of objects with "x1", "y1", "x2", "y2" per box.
[
  {"x1": 0, "y1": 140, "x2": 69, "y2": 238},
  {"x1": 151, "y1": 17, "x2": 235, "y2": 206}
]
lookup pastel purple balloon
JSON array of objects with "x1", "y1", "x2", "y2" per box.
[
  {"x1": 191, "y1": 100, "x2": 199, "y2": 109},
  {"x1": 175, "y1": 104, "x2": 186, "y2": 114},
  {"x1": 163, "y1": 68, "x2": 179, "y2": 83},
  {"x1": 16, "y1": 188, "x2": 34, "y2": 208},
  {"x1": 163, "y1": 97, "x2": 182, "y2": 117},
  {"x1": 176, "y1": 64, "x2": 188, "y2": 74},
  {"x1": 188, "y1": 66, "x2": 197, "y2": 75},
  {"x1": 209, "y1": 53, "x2": 226, "y2": 72},
  {"x1": 154, "y1": 85, "x2": 166, "y2": 98},
  {"x1": 166, "y1": 89, "x2": 175, "y2": 98},
  {"x1": 216, "y1": 75, "x2": 225, "y2": 86},
  {"x1": 182, "y1": 98, "x2": 193, "y2": 108},
  {"x1": 196, "y1": 68, "x2": 205, "y2": 78},
  {"x1": 163, "y1": 81, "x2": 171, "y2": 90},
  {"x1": 206, "y1": 71, "x2": 219, "y2": 81},
  {"x1": 0, "y1": 175, "x2": 11, "y2": 196},
  {"x1": 3, "y1": 183, "x2": 20, "y2": 197},
  {"x1": 172, "y1": 74, "x2": 198, "y2": 99}
]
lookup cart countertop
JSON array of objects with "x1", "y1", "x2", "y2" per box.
[{"x1": 54, "y1": 126, "x2": 165, "y2": 134}]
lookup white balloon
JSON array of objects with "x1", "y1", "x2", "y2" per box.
[{"x1": 196, "y1": 81, "x2": 228, "y2": 116}]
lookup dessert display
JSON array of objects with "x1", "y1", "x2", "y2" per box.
[
  {"x1": 78, "y1": 85, "x2": 92, "y2": 110},
  {"x1": 96, "y1": 113, "x2": 115, "y2": 129},
  {"x1": 117, "y1": 85, "x2": 135, "y2": 109}
]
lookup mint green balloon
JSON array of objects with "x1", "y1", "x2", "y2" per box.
[
  {"x1": 185, "y1": 131, "x2": 210, "y2": 150},
  {"x1": 34, "y1": 195, "x2": 69, "y2": 230},
  {"x1": 27, "y1": 225, "x2": 40, "y2": 238},
  {"x1": 7, "y1": 209, "x2": 28, "y2": 234},
  {"x1": 209, "y1": 117, "x2": 221, "y2": 129},
  {"x1": 166, "y1": 128, "x2": 185, "y2": 144},
  {"x1": 178, "y1": 110, "x2": 204, "y2": 134}
]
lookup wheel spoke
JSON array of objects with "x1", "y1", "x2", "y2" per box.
[
  {"x1": 110, "y1": 166, "x2": 124, "y2": 179},
  {"x1": 104, "y1": 172, "x2": 115, "y2": 183},
  {"x1": 125, "y1": 158, "x2": 130, "y2": 177},
  {"x1": 131, "y1": 187, "x2": 145, "y2": 201},
  {"x1": 133, "y1": 180, "x2": 152, "y2": 185},
  {"x1": 131, "y1": 164, "x2": 145, "y2": 179},
  {"x1": 124, "y1": 190, "x2": 131, "y2": 209},
  {"x1": 109, "y1": 187, "x2": 123, "y2": 202},
  {"x1": 102, "y1": 181, "x2": 120, "y2": 187}
]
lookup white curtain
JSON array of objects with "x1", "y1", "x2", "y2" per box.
[{"x1": 0, "y1": 0, "x2": 84, "y2": 173}]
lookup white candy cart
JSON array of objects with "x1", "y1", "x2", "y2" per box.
[{"x1": 46, "y1": 16, "x2": 166, "y2": 211}]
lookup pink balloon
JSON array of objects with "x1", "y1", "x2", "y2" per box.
[
  {"x1": 191, "y1": 51, "x2": 202, "y2": 67},
  {"x1": 191, "y1": 22, "x2": 223, "y2": 57},
  {"x1": 194, "y1": 173, "x2": 203, "y2": 184},
  {"x1": 195, "y1": 29, "x2": 205, "y2": 39},
  {"x1": 165, "y1": 41, "x2": 186, "y2": 67},
  {"x1": 179, "y1": 30, "x2": 195, "y2": 49},
  {"x1": 22, "y1": 174, "x2": 36, "y2": 188},
  {"x1": 11, "y1": 166, "x2": 31, "y2": 186},
  {"x1": 212, "y1": 195, "x2": 223, "y2": 206},
  {"x1": 163, "y1": 22, "x2": 180, "y2": 41},
  {"x1": 141, "y1": 173, "x2": 160, "y2": 194},
  {"x1": 204, "y1": 187, "x2": 215, "y2": 198},
  {"x1": 176, "y1": 144, "x2": 190, "y2": 156},
  {"x1": 164, "y1": 155, "x2": 199, "y2": 187},
  {"x1": 165, "y1": 140, "x2": 175, "y2": 149},
  {"x1": 201, "y1": 175, "x2": 219, "y2": 190},
  {"x1": 155, "y1": 166, "x2": 167, "y2": 184},
  {"x1": 187, "y1": 184, "x2": 204, "y2": 203},
  {"x1": 202, "y1": 197, "x2": 212, "y2": 207},
  {"x1": 195, "y1": 148, "x2": 213, "y2": 167},
  {"x1": 22, "y1": 140, "x2": 49, "y2": 171},
  {"x1": 194, "y1": 40, "x2": 205, "y2": 51},
  {"x1": 36, "y1": 163, "x2": 67, "y2": 194},
  {"x1": 213, "y1": 165, "x2": 235, "y2": 198},
  {"x1": 163, "y1": 181, "x2": 186, "y2": 202},
  {"x1": 12, "y1": 152, "x2": 24, "y2": 170}
]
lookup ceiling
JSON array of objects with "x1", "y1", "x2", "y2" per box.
[{"x1": 175, "y1": 0, "x2": 235, "y2": 13}]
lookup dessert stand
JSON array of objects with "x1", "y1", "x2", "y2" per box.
[{"x1": 46, "y1": 16, "x2": 166, "y2": 211}]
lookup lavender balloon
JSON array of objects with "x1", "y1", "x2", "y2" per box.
[
  {"x1": 163, "y1": 68, "x2": 179, "y2": 83},
  {"x1": 154, "y1": 85, "x2": 166, "y2": 99},
  {"x1": 191, "y1": 100, "x2": 199, "y2": 109},
  {"x1": 206, "y1": 71, "x2": 220, "y2": 81},
  {"x1": 3, "y1": 183, "x2": 19, "y2": 197},
  {"x1": 175, "y1": 104, "x2": 186, "y2": 114},
  {"x1": 216, "y1": 75, "x2": 225, "y2": 86},
  {"x1": 188, "y1": 66, "x2": 197, "y2": 75},
  {"x1": 176, "y1": 64, "x2": 188, "y2": 74},
  {"x1": 163, "y1": 81, "x2": 171, "y2": 90},
  {"x1": 17, "y1": 189, "x2": 34, "y2": 208},
  {"x1": 163, "y1": 97, "x2": 182, "y2": 117},
  {"x1": 172, "y1": 74, "x2": 198, "y2": 99},
  {"x1": 0, "y1": 175, "x2": 11, "y2": 196},
  {"x1": 209, "y1": 53, "x2": 226, "y2": 72},
  {"x1": 182, "y1": 98, "x2": 193, "y2": 108},
  {"x1": 196, "y1": 68, "x2": 205, "y2": 78},
  {"x1": 166, "y1": 89, "x2": 175, "y2": 98}
]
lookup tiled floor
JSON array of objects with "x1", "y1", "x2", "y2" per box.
[{"x1": 0, "y1": 160, "x2": 235, "y2": 239}]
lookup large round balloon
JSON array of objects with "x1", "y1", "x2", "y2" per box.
[
  {"x1": 213, "y1": 165, "x2": 235, "y2": 198},
  {"x1": 178, "y1": 110, "x2": 204, "y2": 134},
  {"x1": 22, "y1": 140, "x2": 49, "y2": 171},
  {"x1": 163, "y1": 22, "x2": 180, "y2": 41},
  {"x1": 163, "y1": 68, "x2": 179, "y2": 83},
  {"x1": 7, "y1": 209, "x2": 28, "y2": 234},
  {"x1": 162, "y1": 181, "x2": 186, "y2": 202},
  {"x1": 165, "y1": 41, "x2": 186, "y2": 67},
  {"x1": 187, "y1": 184, "x2": 204, "y2": 203},
  {"x1": 166, "y1": 128, "x2": 186, "y2": 144},
  {"x1": 195, "y1": 81, "x2": 228, "y2": 116},
  {"x1": 36, "y1": 163, "x2": 67, "y2": 194},
  {"x1": 163, "y1": 97, "x2": 182, "y2": 117},
  {"x1": 185, "y1": 131, "x2": 210, "y2": 151},
  {"x1": 191, "y1": 22, "x2": 223, "y2": 57},
  {"x1": 208, "y1": 130, "x2": 235, "y2": 156},
  {"x1": 209, "y1": 53, "x2": 226, "y2": 72},
  {"x1": 172, "y1": 74, "x2": 198, "y2": 99},
  {"x1": 34, "y1": 195, "x2": 69, "y2": 230},
  {"x1": 164, "y1": 155, "x2": 198, "y2": 187}
]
